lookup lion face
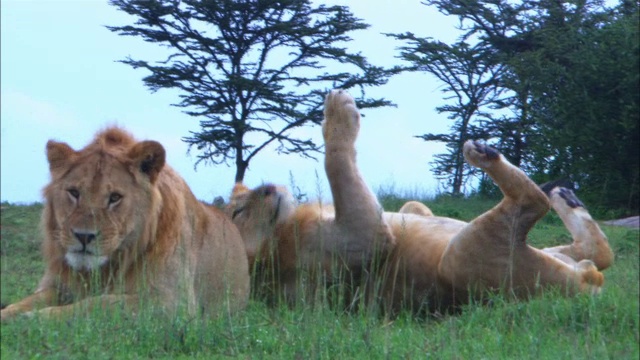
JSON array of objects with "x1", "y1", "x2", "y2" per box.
[
  {"x1": 227, "y1": 183, "x2": 295, "y2": 259},
  {"x1": 44, "y1": 134, "x2": 165, "y2": 272}
]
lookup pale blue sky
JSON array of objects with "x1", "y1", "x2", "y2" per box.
[{"x1": 1, "y1": 0, "x2": 461, "y2": 204}]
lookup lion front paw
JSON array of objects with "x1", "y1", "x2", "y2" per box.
[
  {"x1": 550, "y1": 187, "x2": 585, "y2": 210},
  {"x1": 0, "y1": 306, "x2": 24, "y2": 323},
  {"x1": 0, "y1": 309, "x2": 9, "y2": 322},
  {"x1": 577, "y1": 260, "x2": 604, "y2": 294},
  {"x1": 322, "y1": 89, "x2": 360, "y2": 145},
  {"x1": 463, "y1": 140, "x2": 501, "y2": 169}
]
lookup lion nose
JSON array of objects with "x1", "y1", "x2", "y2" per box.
[{"x1": 73, "y1": 231, "x2": 97, "y2": 246}]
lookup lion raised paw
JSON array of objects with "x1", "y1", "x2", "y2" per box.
[
  {"x1": 542, "y1": 184, "x2": 614, "y2": 271},
  {"x1": 322, "y1": 89, "x2": 361, "y2": 146},
  {"x1": 576, "y1": 260, "x2": 605, "y2": 294},
  {"x1": 463, "y1": 140, "x2": 501, "y2": 169}
]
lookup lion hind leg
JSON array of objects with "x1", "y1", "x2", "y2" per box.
[
  {"x1": 542, "y1": 186, "x2": 614, "y2": 270},
  {"x1": 321, "y1": 90, "x2": 395, "y2": 255},
  {"x1": 462, "y1": 140, "x2": 550, "y2": 241},
  {"x1": 438, "y1": 141, "x2": 552, "y2": 294},
  {"x1": 464, "y1": 140, "x2": 549, "y2": 215}
]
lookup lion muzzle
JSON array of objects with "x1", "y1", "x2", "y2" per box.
[{"x1": 73, "y1": 230, "x2": 98, "y2": 249}]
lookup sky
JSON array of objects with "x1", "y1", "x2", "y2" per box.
[{"x1": 1, "y1": 0, "x2": 462, "y2": 204}]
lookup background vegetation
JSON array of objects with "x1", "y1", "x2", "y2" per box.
[
  {"x1": 107, "y1": 0, "x2": 400, "y2": 183},
  {"x1": 107, "y1": 0, "x2": 639, "y2": 214},
  {"x1": 2, "y1": 197, "x2": 638, "y2": 359},
  {"x1": 391, "y1": 0, "x2": 639, "y2": 213}
]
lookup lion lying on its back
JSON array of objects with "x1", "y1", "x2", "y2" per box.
[
  {"x1": 228, "y1": 90, "x2": 614, "y2": 314},
  {"x1": 1, "y1": 127, "x2": 250, "y2": 321}
]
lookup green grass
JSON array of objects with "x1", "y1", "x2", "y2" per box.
[{"x1": 1, "y1": 198, "x2": 638, "y2": 359}]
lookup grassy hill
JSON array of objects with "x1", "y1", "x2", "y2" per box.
[{"x1": 1, "y1": 197, "x2": 638, "y2": 359}]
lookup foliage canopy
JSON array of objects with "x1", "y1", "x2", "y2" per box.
[
  {"x1": 108, "y1": 0, "x2": 400, "y2": 182},
  {"x1": 391, "y1": 0, "x2": 639, "y2": 212}
]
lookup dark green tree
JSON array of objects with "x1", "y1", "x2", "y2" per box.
[
  {"x1": 395, "y1": 0, "x2": 639, "y2": 211},
  {"x1": 108, "y1": 0, "x2": 400, "y2": 182},
  {"x1": 419, "y1": 0, "x2": 550, "y2": 170},
  {"x1": 522, "y1": 1, "x2": 639, "y2": 211},
  {"x1": 390, "y1": 0, "x2": 544, "y2": 197}
]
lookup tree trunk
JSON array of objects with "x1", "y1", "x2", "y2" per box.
[{"x1": 235, "y1": 157, "x2": 247, "y2": 183}]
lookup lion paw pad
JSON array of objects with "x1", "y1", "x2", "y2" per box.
[
  {"x1": 556, "y1": 188, "x2": 585, "y2": 209},
  {"x1": 322, "y1": 89, "x2": 360, "y2": 144},
  {"x1": 463, "y1": 140, "x2": 501, "y2": 168}
]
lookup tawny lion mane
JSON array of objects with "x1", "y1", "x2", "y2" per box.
[
  {"x1": 1, "y1": 127, "x2": 250, "y2": 321},
  {"x1": 228, "y1": 89, "x2": 614, "y2": 315}
]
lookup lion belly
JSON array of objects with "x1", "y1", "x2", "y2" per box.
[{"x1": 382, "y1": 213, "x2": 466, "y2": 313}]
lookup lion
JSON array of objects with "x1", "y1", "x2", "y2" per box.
[
  {"x1": 227, "y1": 89, "x2": 613, "y2": 314},
  {"x1": 1, "y1": 127, "x2": 250, "y2": 321}
]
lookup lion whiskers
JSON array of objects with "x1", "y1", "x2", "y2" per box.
[{"x1": 64, "y1": 252, "x2": 109, "y2": 271}]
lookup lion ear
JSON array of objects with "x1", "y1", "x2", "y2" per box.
[
  {"x1": 127, "y1": 140, "x2": 166, "y2": 183},
  {"x1": 229, "y1": 183, "x2": 252, "y2": 205},
  {"x1": 46, "y1": 140, "x2": 77, "y2": 176},
  {"x1": 231, "y1": 182, "x2": 250, "y2": 197}
]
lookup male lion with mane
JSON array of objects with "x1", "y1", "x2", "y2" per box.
[
  {"x1": 228, "y1": 89, "x2": 613, "y2": 315},
  {"x1": 1, "y1": 127, "x2": 250, "y2": 321}
]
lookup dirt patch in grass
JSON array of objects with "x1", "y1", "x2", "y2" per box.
[{"x1": 602, "y1": 216, "x2": 640, "y2": 229}]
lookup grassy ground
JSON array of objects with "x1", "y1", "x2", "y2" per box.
[{"x1": 1, "y1": 198, "x2": 638, "y2": 359}]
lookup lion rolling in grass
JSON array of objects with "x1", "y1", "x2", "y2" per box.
[
  {"x1": 1, "y1": 127, "x2": 250, "y2": 322},
  {"x1": 227, "y1": 89, "x2": 613, "y2": 314}
]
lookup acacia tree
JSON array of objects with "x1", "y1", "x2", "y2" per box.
[
  {"x1": 108, "y1": 0, "x2": 400, "y2": 182},
  {"x1": 390, "y1": 36, "x2": 503, "y2": 194},
  {"x1": 418, "y1": 0, "x2": 542, "y2": 170},
  {"x1": 389, "y1": 1, "x2": 539, "y2": 195}
]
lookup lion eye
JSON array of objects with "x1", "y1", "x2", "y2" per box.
[
  {"x1": 231, "y1": 206, "x2": 246, "y2": 219},
  {"x1": 67, "y1": 188, "x2": 80, "y2": 200},
  {"x1": 260, "y1": 184, "x2": 276, "y2": 197},
  {"x1": 109, "y1": 192, "x2": 123, "y2": 204}
]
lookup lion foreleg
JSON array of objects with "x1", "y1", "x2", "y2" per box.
[
  {"x1": 321, "y1": 90, "x2": 395, "y2": 258},
  {"x1": 23, "y1": 294, "x2": 139, "y2": 320},
  {"x1": 542, "y1": 187, "x2": 614, "y2": 270},
  {"x1": 0, "y1": 288, "x2": 58, "y2": 322},
  {"x1": 507, "y1": 250, "x2": 606, "y2": 297}
]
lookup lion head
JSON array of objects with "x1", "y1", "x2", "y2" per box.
[
  {"x1": 42, "y1": 127, "x2": 166, "y2": 272},
  {"x1": 226, "y1": 183, "x2": 296, "y2": 264}
]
